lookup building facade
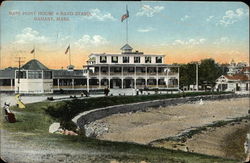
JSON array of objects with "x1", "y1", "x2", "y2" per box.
[
  {"x1": 15, "y1": 59, "x2": 53, "y2": 94},
  {"x1": 0, "y1": 67, "x2": 16, "y2": 92},
  {"x1": 227, "y1": 59, "x2": 248, "y2": 75},
  {"x1": 52, "y1": 69, "x2": 86, "y2": 91},
  {"x1": 215, "y1": 67, "x2": 250, "y2": 92},
  {"x1": 83, "y1": 44, "x2": 179, "y2": 90}
]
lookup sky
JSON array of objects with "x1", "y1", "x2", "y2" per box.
[{"x1": 0, "y1": 1, "x2": 249, "y2": 69}]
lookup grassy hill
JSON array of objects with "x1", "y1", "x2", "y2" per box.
[{"x1": 0, "y1": 92, "x2": 239, "y2": 163}]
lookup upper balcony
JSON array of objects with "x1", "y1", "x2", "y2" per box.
[{"x1": 87, "y1": 66, "x2": 179, "y2": 77}]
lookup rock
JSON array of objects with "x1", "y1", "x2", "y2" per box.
[{"x1": 84, "y1": 121, "x2": 109, "y2": 137}]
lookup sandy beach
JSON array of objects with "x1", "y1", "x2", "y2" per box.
[
  {"x1": 92, "y1": 98, "x2": 249, "y2": 144},
  {"x1": 185, "y1": 120, "x2": 250, "y2": 160}
]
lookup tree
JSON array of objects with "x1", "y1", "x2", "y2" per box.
[
  {"x1": 199, "y1": 58, "x2": 222, "y2": 89},
  {"x1": 179, "y1": 63, "x2": 196, "y2": 89},
  {"x1": 219, "y1": 63, "x2": 230, "y2": 75}
]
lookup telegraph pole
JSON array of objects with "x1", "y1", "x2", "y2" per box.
[
  {"x1": 196, "y1": 63, "x2": 199, "y2": 91},
  {"x1": 15, "y1": 57, "x2": 25, "y2": 94},
  {"x1": 126, "y1": 6, "x2": 128, "y2": 44}
]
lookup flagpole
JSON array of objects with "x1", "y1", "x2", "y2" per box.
[
  {"x1": 126, "y1": 5, "x2": 128, "y2": 44},
  {"x1": 34, "y1": 45, "x2": 35, "y2": 59},
  {"x1": 69, "y1": 44, "x2": 71, "y2": 66},
  {"x1": 126, "y1": 17, "x2": 128, "y2": 44}
]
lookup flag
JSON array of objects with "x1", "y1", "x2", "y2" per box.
[
  {"x1": 30, "y1": 48, "x2": 35, "y2": 54},
  {"x1": 65, "y1": 45, "x2": 70, "y2": 54},
  {"x1": 121, "y1": 6, "x2": 129, "y2": 22}
]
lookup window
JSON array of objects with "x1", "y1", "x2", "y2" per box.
[
  {"x1": 28, "y1": 71, "x2": 42, "y2": 79},
  {"x1": 128, "y1": 67, "x2": 134, "y2": 72},
  {"x1": 100, "y1": 56, "x2": 107, "y2": 63},
  {"x1": 43, "y1": 71, "x2": 52, "y2": 79},
  {"x1": 156, "y1": 57, "x2": 162, "y2": 63},
  {"x1": 101, "y1": 67, "x2": 108, "y2": 73},
  {"x1": 123, "y1": 56, "x2": 130, "y2": 63},
  {"x1": 112, "y1": 56, "x2": 118, "y2": 63},
  {"x1": 114, "y1": 67, "x2": 121, "y2": 72},
  {"x1": 16, "y1": 71, "x2": 27, "y2": 79},
  {"x1": 145, "y1": 56, "x2": 151, "y2": 63},
  {"x1": 134, "y1": 57, "x2": 140, "y2": 63}
]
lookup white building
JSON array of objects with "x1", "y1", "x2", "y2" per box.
[
  {"x1": 15, "y1": 59, "x2": 53, "y2": 94},
  {"x1": 227, "y1": 59, "x2": 248, "y2": 75},
  {"x1": 83, "y1": 44, "x2": 179, "y2": 90},
  {"x1": 215, "y1": 67, "x2": 250, "y2": 92}
]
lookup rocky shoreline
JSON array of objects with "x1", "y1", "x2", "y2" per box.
[
  {"x1": 152, "y1": 119, "x2": 250, "y2": 161},
  {"x1": 82, "y1": 98, "x2": 249, "y2": 161}
]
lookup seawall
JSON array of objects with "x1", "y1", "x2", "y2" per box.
[{"x1": 72, "y1": 93, "x2": 249, "y2": 131}]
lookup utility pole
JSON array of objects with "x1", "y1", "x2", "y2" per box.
[
  {"x1": 87, "y1": 67, "x2": 89, "y2": 93},
  {"x1": 69, "y1": 45, "x2": 71, "y2": 66},
  {"x1": 196, "y1": 62, "x2": 199, "y2": 91},
  {"x1": 15, "y1": 57, "x2": 25, "y2": 94}
]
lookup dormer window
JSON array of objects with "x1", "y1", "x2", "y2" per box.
[
  {"x1": 145, "y1": 56, "x2": 151, "y2": 63},
  {"x1": 123, "y1": 56, "x2": 129, "y2": 63},
  {"x1": 112, "y1": 56, "x2": 118, "y2": 63},
  {"x1": 156, "y1": 57, "x2": 162, "y2": 63},
  {"x1": 100, "y1": 56, "x2": 107, "y2": 63},
  {"x1": 134, "y1": 56, "x2": 140, "y2": 63}
]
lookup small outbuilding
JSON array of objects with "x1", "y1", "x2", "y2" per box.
[{"x1": 15, "y1": 59, "x2": 53, "y2": 94}]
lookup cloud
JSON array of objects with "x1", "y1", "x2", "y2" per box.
[
  {"x1": 180, "y1": 15, "x2": 190, "y2": 21},
  {"x1": 218, "y1": 8, "x2": 248, "y2": 26},
  {"x1": 213, "y1": 37, "x2": 231, "y2": 45},
  {"x1": 84, "y1": 8, "x2": 115, "y2": 21},
  {"x1": 137, "y1": 27, "x2": 155, "y2": 33},
  {"x1": 136, "y1": 5, "x2": 164, "y2": 17},
  {"x1": 57, "y1": 34, "x2": 71, "y2": 42},
  {"x1": 14, "y1": 27, "x2": 49, "y2": 44},
  {"x1": 206, "y1": 16, "x2": 214, "y2": 22},
  {"x1": 172, "y1": 38, "x2": 206, "y2": 46},
  {"x1": 74, "y1": 34, "x2": 108, "y2": 48}
]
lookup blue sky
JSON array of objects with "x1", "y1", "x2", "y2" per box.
[{"x1": 0, "y1": 1, "x2": 249, "y2": 68}]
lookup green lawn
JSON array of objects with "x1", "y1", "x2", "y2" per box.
[{"x1": 0, "y1": 92, "x2": 239, "y2": 163}]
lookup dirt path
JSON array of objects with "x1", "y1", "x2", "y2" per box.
[
  {"x1": 93, "y1": 98, "x2": 249, "y2": 144},
  {"x1": 0, "y1": 129, "x2": 103, "y2": 163}
]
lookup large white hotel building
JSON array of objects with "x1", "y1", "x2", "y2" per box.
[{"x1": 84, "y1": 44, "x2": 179, "y2": 90}]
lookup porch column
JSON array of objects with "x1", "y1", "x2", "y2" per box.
[
  {"x1": 57, "y1": 79, "x2": 60, "y2": 89},
  {"x1": 10, "y1": 79, "x2": 13, "y2": 90},
  {"x1": 167, "y1": 67, "x2": 169, "y2": 89},
  {"x1": 145, "y1": 66, "x2": 148, "y2": 87},
  {"x1": 99, "y1": 66, "x2": 101, "y2": 89},
  {"x1": 108, "y1": 65, "x2": 110, "y2": 89},
  {"x1": 177, "y1": 67, "x2": 180, "y2": 89},
  {"x1": 134, "y1": 66, "x2": 136, "y2": 89},
  {"x1": 156, "y1": 66, "x2": 159, "y2": 88},
  {"x1": 87, "y1": 67, "x2": 90, "y2": 92},
  {"x1": 72, "y1": 79, "x2": 74, "y2": 89},
  {"x1": 121, "y1": 66, "x2": 124, "y2": 89}
]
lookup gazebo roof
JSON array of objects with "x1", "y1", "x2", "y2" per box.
[{"x1": 21, "y1": 59, "x2": 49, "y2": 70}]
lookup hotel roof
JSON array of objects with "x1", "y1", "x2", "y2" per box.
[
  {"x1": 120, "y1": 44, "x2": 133, "y2": 51},
  {"x1": 89, "y1": 53, "x2": 164, "y2": 57},
  {"x1": 0, "y1": 68, "x2": 17, "y2": 79}
]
